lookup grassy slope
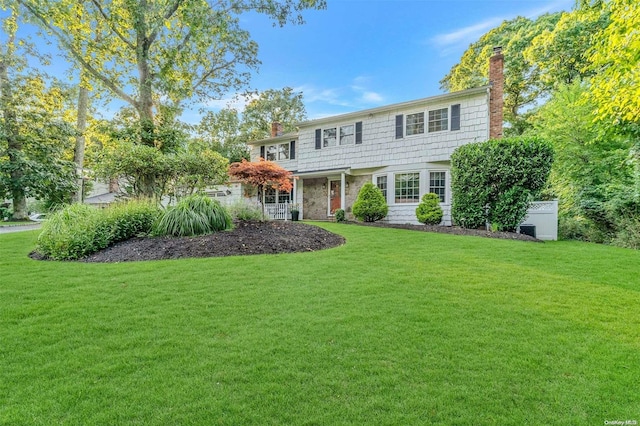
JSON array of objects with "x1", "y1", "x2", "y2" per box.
[{"x1": 1, "y1": 224, "x2": 639, "y2": 425}]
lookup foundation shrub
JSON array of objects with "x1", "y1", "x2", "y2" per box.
[
  {"x1": 352, "y1": 182, "x2": 388, "y2": 222},
  {"x1": 416, "y1": 193, "x2": 444, "y2": 225}
]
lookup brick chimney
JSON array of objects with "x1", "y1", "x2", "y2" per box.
[
  {"x1": 489, "y1": 46, "x2": 504, "y2": 139},
  {"x1": 108, "y1": 178, "x2": 119, "y2": 193},
  {"x1": 271, "y1": 122, "x2": 283, "y2": 137}
]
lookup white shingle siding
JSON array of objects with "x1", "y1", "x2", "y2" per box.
[
  {"x1": 295, "y1": 94, "x2": 488, "y2": 172},
  {"x1": 382, "y1": 204, "x2": 452, "y2": 226}
]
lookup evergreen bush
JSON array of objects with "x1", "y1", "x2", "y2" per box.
[
  {"x1": 334, "y1": 208, "x2": 346, "y2": 222},
  {"x1": 352, "y1": 182, "x2": 388, "y2": 222},
  {"x1": 416, "y1": 193, "x2": 443, "y2": 225}
]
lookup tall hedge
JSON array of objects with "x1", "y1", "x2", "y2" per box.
[{"x1": 450, "y1": 137, "x2": 553, "y2": 231}]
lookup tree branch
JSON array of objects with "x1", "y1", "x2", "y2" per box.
[
  {"x1": 148, "y1": 0, "x2": 185, "y2": 45},
  {"x1": 16, "y1": 0, "x2": 137, "y2": 108},
  {"x1": 88, "y1": 0, "x2": 136, "y2": 50}
]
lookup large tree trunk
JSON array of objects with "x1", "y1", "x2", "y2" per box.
[
  {"x1": 135, "y1": 0, "x2": 156, "y2": 149},
  {"x1": 72, "y1": 80, "x2": 89, "y2": 203},
  {"x1": 0, "y1": 30, "x2": 28, "y2": 220}
]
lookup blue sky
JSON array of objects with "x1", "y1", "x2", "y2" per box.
[
  {"x1": 4, "y1": 0, "x2": 575, "y2": 124},
  {"x1": 194, "y1": 0, "x2": 574, "y2": 123}
]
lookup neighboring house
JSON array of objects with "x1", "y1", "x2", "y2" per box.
[{"x1": 247, "y1": 48, "x2": 505, "y2": 226}]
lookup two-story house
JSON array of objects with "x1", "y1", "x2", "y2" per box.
[{"x1": 247, "y1": 48, "x2": 505, "y2": 226}]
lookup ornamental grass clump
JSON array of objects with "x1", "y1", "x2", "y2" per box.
[
  {"x1": 154, "y1": 194, "x2": 232, "y2": 237},
  {"x1": 227, "y1": 199, "x2": 264, "y2": 221},
  {"x1": 352, "y1": 182, "x2": 388, "y2": 222},
  {"x1": 416, "y1": 193, "x2": 444, "y2": 225}
]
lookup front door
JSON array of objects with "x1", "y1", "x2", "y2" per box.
[{"x1": 329, "y1": 180, "x2": 341, "y2": 214}]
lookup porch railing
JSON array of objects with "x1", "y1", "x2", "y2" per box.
[{"x1": 264, "y1": 202, "x2": 292, "y2": 220}]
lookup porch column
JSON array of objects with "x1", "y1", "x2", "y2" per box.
[
  {"x1": 292, "y1": 177, "x2": 297, "y2": 204},
  {"x1": 340, "y1": 173, "x2": 346, "y2": 210},
  {"x1": 293, "y1": 177, "x2": 298, "y2": 219}
]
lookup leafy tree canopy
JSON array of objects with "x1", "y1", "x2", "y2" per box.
[
  {"x1": 240, "y1": 87, "x2": 307, "y2": 141},
  {"x1": 440, "y1": 13, "x2": 561, "y2": 129},
  {"x1": 586, "y1": 0, "x2": 640, "y2": 128}
]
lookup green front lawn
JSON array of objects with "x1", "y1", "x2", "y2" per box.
[{"x1": 1, "y1": 224, "x2": 639, "y2": 425}]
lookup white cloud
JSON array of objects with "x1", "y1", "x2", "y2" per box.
[
  {"x1": 525, "y1": 0, "x2": 574, "y2": 18},
  {"x1": 429, "y1": 0, "x2": 573, "y2": 55},
  {"x1": 360, "y1": 91, "x2": 384, "y2": 103},
  {"x1": 430, "y1": 17, "x2": 504, "y2": 48},
  {"x1": 199, "y1": 93, "x2": 259, "y2": 111},
  {"x1": 295, "y1": 76, "x2": 385, "y2": 118}
]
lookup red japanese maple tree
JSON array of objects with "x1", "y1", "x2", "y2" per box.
[{"x1": 228, "y1": 159, "x2": 294, "y2": 217}]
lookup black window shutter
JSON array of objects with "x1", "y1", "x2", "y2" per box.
[
  {"x1": 260, "y1": 145, "x2": 265, "y2": 159},
  {"x1": 315, "y1": 129, "x2": 322, "y2": 149},
  {"x1": 355, "y1": 121, "x2": 363, "y2": 144},
  {"x1": 290, "y1": 141, "x2": 296, "y2": 159},
  {"x1": 451, "y1": 104, "x2": 461, "y2": 131},
  {"x1": 395, "y1": 115, "x2": 403, "y2": 139}
]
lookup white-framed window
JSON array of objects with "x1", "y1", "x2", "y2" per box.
[
  {"x1": 278, "y1": 191, "x2": 292, "y2": 204},
  {"x1": 323, "y1": 128, "x2": 337, "y2": 147},
  {"x1": 266, "y1": 145, "x2": 277, "y2": 161},
  {"x1": 406, "y1": 112, "x2": 425, "y2": 136},
  {"x1": 429, "y1": 171, "x2": 446, "y2": 203},
  {"x1": 340, "y1": 125, "x2": 354, "y2": 145},
  {"x1": 278, "y1": 143, "x2": 289, "y2": 160},
  {"x1": 264, "y1": 187, "x2": 277, "y2": 203},
  {"x1": 266, "y1": 143, "x2": 291, "y2": 161},
  {"x1": 316, "y1": 122, "x2": 363, "y2": 148},
  {"x1": 376, "y1": 175, "x2": 388, "y2": 199},
  {"x1": 395, "y1": 172, "x2": 420, "y2": 203},
  {"x1": 428, "y1": 108, "x2": 448, "y2": 132},
  {"x1": 264, "y1": 187, "x2": 291, "y2": 204}
]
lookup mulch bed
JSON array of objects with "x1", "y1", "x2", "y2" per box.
[
  {"x1": 348, "y1": 221, "x2": 541, "y2": 242},
  {"x1": 30, "y1": 220, "x2": 539, "y2": 263}
]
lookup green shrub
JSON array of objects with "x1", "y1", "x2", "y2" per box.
[
  {"x1": 154, "y1": 194, "x2": 232, "y2": 237},
  {"x1": 37, "y1": 204, "x2": 106, "y2": 260},
  {"x1": 491, "y1": 186, "x2": 532, "y2": 232},
  {"x1": 227, "y1": 199, "x2": 264, "y2": 221},
  {"x1": 334, "y1": 208, "x2": 346, "y2": 222},
  {"x1": 352, "y1": 182, "x2": 388, "y2": 222},
  {"x1": 36, "y1": 200, "x2": 161, "y2": 260},
  {"x1": 104, "y1": 199, "x2": 161, "y2": 243},
  {"x1": 451, "y1": 137, "x2": 553, "y2": 229},
  {"x1": 612, "y1": 216, "x2": 640, "y2": 249},
  {"x1": 416, "y1": 193, "x2": 443, "y2": 225}
]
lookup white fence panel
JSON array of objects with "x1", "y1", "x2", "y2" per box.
[
  {"x1": 520, "y1": 200, "x2": 558, "y2": 241},
  {"x1": 264, "y1": 203, "x2": 291, "y2": 220}
]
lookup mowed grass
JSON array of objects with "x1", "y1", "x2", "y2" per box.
[{"x1": 1, "y1": 223, "x2": 639, "y2": 425}]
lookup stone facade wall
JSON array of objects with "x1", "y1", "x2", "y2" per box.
[
  {"x1": 302, "y1": 178, "x2": 327, "y2": 220},
  {"x1": 344, "y1": 175, "x2": 372, "y2": 220}
]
